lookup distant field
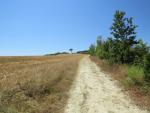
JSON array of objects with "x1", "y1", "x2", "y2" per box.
[{"x1": 0, "y1": 54, "x2": 83, "y2": 113}]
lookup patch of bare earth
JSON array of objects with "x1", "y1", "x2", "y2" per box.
[
  {"x1": 64, "y1": 56, "x2": 148, "y2": 113},
  {"x1": 0, "y1": 54, "x2": 83, "y2": 113}
]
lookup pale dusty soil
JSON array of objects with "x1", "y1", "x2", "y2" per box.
[{"x1": 64, "y1": 56, "x2": 149, "y2": 113}]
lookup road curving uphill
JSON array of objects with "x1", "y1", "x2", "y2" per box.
[{"x1": 64, "y1": 56, "x2": 148, "y2": 113}]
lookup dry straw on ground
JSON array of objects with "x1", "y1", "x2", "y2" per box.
[{"x1": 0, "y1": 54, "x2": 83, "y2": 113}]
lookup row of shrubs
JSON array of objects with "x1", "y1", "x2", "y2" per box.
[{"x1": 89, "y1": 10, "x2": 150, "y2": 90}]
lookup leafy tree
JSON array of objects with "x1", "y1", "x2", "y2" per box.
[
  {"x1": 89, "y1": 10, "x2": 150, "y2": 86},
  {"x1": 110, "y1": 10, "x2": 137, "y2": 63},
  {"x1": 134, "y1": 39, "x2": 150, "y2": 66},
  {"x1": 103, "y1": 38, "x2": 114, "y2": 60},
  {"x1": 95, "y1": 36, "x2": 104, "y2": 58},
  {"x1": 96, "y1": 36, "x2": 103, "y2": 46},
  {"x1": 89, "y1": 44, "x2": 96, "y2": 56}
]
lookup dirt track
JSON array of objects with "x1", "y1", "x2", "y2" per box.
[{"x1": 64, "y1": 56, "x2": 148, "y2": 113}]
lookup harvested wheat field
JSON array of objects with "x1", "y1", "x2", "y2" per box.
[{"x1": 0, "y1": 54, "x2": 83, "y2": 113}]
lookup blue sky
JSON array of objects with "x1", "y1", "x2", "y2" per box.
[{"x1": 0, "y1": 0, "x2": 150, "y2": 56}]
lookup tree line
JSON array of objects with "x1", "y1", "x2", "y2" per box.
[{"x1": 89, "y1": 10, "x2": 150, "y2": 84}]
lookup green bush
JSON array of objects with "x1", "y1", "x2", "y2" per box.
[
  {"x1": 143, "y1": 54, "x2": 150, "y2": 81},
  {"x1": 127, "y1": 66, "x2": 145, "y2": 85},
  {"x1": 89, "y1": 44, "x2": 96, "y2": 56},
  {"x1": 123, "y1": 77, "x2": 135, "y2": 88}
]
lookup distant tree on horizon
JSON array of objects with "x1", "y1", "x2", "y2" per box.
[{"x1": 69, "y1": 48, "x2": 73, "y2": 54}]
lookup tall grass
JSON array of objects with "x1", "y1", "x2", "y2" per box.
[
  {"x1": 0, "y1": 55, "x2": 83, "y2": 113},
  {"x1": 127, "y1": 66, "x2": 145, "y2": 85}
]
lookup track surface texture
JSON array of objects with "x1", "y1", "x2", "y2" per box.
[{"x1": 64, "y1": 56, "x2": 148, "y2": 113}]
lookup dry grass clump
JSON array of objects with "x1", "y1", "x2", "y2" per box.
[
  {"x1": 0, "y1": 54, "x2": 83, "y2": 113},
  {"x1": 90, "y1": 56, "x2": 150, "y2": 111}
]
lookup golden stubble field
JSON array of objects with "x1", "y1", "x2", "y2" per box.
[{"x1": 0, "y1": 54, "x2": 83, "y2": 113}]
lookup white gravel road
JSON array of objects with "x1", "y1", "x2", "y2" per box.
[{"x1": 64, "y1": 56, "x2": 148, "y2": 113}]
